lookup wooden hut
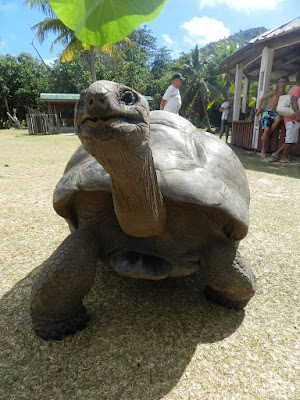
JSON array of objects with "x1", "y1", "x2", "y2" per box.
[
  {"x1": 218, "y1": 16, "x2": 300, "y2": 156},
  {"x1": 40, "y1": 93, "x2": 80, "y2": 133},
  {"x1": 39, "y1": 92, "x2": 154, "y2": 134}
]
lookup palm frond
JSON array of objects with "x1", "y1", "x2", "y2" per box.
[
  {"x1": 60, "y1": 38, "x2": 89, "y2": 62},
  {"x1": 32, "y1": 18, "x2": 72, "y2": 45},
  {"x1": 24, "y1": 0, "x2": 56, "y2": 18}
]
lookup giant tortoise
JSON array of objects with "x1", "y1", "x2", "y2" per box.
[{"x1": 30, "y1": 80, "x2": 256, "y2": 340}]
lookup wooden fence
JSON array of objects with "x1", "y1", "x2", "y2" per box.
[{"x1": 26, "y1": 108, "x2": 59, "y2": 135}]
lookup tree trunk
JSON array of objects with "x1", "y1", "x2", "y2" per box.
[
  {"x1": 90, "y1": 46, "x2": 97, "y2": 82},
  {"x1": 4, "y1": 96, "x2": 10, "y2": 115},
  {"x1": 7, "y1": 109, "x2": 22, "y2": 129},
  {"x1": 200, "y1": 92, "x2": 212, "y2": 132}
]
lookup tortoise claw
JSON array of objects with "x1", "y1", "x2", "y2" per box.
[
  {"x1": 32, "y1": 305, "x2": 90, "y2": 340},
  {"x1": 204, "y1": 285, "x2": 249, "y2": 310}
]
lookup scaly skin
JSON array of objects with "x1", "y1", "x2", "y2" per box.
[
  {"x1": 30, "y1": 226, "x2": 100, "y2": 340},
  {"x1": 30, "y1": 81, "x2": 256, "y2": 340},
  {"x1": 200, "y1": 238, "x2": 256, "y2": 309}
]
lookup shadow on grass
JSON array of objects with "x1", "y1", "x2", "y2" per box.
[
  {"x1": 1, "y1": 261, "x2": 245, "y2": 399},
  {"x1": 231, "y1": 145, "x2": 300, "y2": 179}
]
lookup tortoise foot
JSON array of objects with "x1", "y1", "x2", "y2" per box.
[
  {"x1": 32, "y1": 305, "x2": 90, "y2": 340},
  {"x1": 204, "y1": 285, "x2": 249, "y2": 310}
]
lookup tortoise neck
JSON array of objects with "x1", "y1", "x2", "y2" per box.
[{"x1": 84, "y1": 134, "x2": 166, "y2": 237}]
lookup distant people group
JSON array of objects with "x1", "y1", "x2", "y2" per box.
[
  {"x1": 160, "y1": 71, "x2": 300, "y2": 163},
  {"x1": 256, "y1": 76, "x2": 289, "y2": 158}
]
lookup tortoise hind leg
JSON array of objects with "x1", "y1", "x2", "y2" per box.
[
  {"x1": 30, "y1": 227, "x2": 100, "y2": 340},
  {"x1": 201, "y1": 239, "x2": 256, "y2": 310}
]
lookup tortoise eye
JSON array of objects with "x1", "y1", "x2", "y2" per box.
[{"x1": 121, "y1": 90, "x2": 135, "y2": 105}]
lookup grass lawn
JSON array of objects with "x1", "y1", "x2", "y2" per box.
[{"x1": 0, "y1": 129, "x2": 299, "y2": 400}]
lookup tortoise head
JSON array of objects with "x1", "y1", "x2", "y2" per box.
[
  {"x1": 74, "y1": 80, "x2": 166, "y2": 238},
  {"x1": 75, "y1": 80, "x2": 150, "y2": 143}
]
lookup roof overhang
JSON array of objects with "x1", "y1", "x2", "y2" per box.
[
  {"x1": 40, "y1": 93, "x2": 153, "y2": 104},
  {"x1": 218, "y1": 20, "x2": 300, "y2": 83}
]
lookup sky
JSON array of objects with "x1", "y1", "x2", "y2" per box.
[{"x1": 0, "y1": 0, "x2": 300, "y2": 63}]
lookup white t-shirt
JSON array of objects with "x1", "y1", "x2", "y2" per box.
[
  {"x1": 221, "y1": 101, "x2": 230, "y2": 120},
  {"x1": 163, "y1": 84, "x2": 182, "y2": 114}
]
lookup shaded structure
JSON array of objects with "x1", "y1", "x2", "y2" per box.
[
  {"x1": 40, "y1": 93, "x2": 80, "y2": 133},
  {"x1": 219, "y1": 16, "x2": 300, "y2": 156},
  {"x1": 39, "y1": 93, "x2": 154, "y2": 134}
]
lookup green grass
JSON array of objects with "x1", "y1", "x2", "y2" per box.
[{"x1": 0, "y1": 129, "x2": 299, "y2": 400}]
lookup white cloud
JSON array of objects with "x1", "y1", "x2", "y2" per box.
[
  {"x1": 44, "y1": 58, "x2": 57, "y2": 66},
  {"x1": 181, "y1": 17, "x2": 230, "y2": 45},
  {"x1": 199, "y1": 0, "x2": 284, "y2": 10},
  {"x1": 162, "y1": 34, "x2": 174, "y2": 45},
  {"x1": 161, "y1": 35, "x2": 183, "y2": 58}
]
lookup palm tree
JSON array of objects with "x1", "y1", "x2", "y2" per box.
[
  {"x1": 208, "y1": 41, "x2": 236, "y2": 99},
  {"x1": 24, "y1": 0, "x2": 130, "y2": 82},
  {"x1": 181, "y1": 45, "x2": 215, "y2": 132}
]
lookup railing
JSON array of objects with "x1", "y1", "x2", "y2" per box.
[
  {"x1": 232, "y1": 120, "x2": 300, "y2": 156},
  {"x1": 231, "y1": 121, "x2": 253, "y2": 149}
]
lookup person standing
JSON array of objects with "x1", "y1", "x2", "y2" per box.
[
  {"x1": 272, "y1": 72, "x2": 300, "y2": 163},
  {"x1": 256, "y1": 76, "x2": 289, "y2": 158},
  {"x1": 219, "y1": 98, "x2": 233, "y2": 143},
  {"x1": 160, "y1": 73, "x2": 185, "y2": 114}
]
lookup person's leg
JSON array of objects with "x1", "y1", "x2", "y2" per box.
[
  {"x1": 280, "y1": 143, "x2": 293, "y2": 163},
  {"x1": 261, "y1": 127, "x2": 270, "y2": 158},
  {"x1": 225, "y1": 124, "x2": 230, "y2": 143},
  {"x1": 272, "y1": 143, "x2": 285, "y2": 160},
  {"x1": 269, "y1": 115, "x2": 281, "y2": 133},
  {"x1": 219, "y1": 122, "x2": 225, "y2": 139},
  {"x1": 260, "y1": 111, "x2": 270, "y2": 158},
  {"x1": 278, "y1": 121, "x2": 300, "y2": 162}
]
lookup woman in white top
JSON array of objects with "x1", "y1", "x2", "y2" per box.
[{"x1": 160, "y1": 73, "x2": 185, "y2": 114}]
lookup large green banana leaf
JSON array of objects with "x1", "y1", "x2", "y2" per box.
[{"x1": 49, "y1": 0, "x2": 168, "y2": 45}]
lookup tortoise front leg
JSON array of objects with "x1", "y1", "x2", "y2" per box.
[
  {"x1": 201, "y1": 238, "x2": 256, "y2": 310},
  {"x1": 30, "y1": 227, "x2": 100, "y2": 340}
]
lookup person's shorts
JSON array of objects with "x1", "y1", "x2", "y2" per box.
[
  {"x1": 261, "y1": 109, "x2": 280, "y2": 129},
  {"x1": 285, "y1": 120, "x2": 300, "y2": 143},
  {"x1": 221, "y1": 119, "x2": 229, "y2": 126}
]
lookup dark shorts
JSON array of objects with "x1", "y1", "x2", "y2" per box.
[
  {"x1": 221, "y1": 119, "x2": 229, "y2": 126},
  {"x1": 261, "y1": 109, "x2": 280, "y2": 129}
]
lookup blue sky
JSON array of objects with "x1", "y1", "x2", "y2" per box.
[{"x1": 0, "y1": 0, "x2": 299, "y2": 63}]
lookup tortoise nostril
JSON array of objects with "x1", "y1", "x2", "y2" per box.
[
  {"x1": 99, "y1": 98, "x2": 105, "y2": 104},
  {"x1": 89, "y1": 99, "x2": 94, "y2": 106}
]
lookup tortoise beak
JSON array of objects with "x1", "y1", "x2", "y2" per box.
[{"x1": 75, "y1": 81, "x2": 149, "y2": 130}]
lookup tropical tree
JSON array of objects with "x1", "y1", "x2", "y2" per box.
[
  {"x1": 24, "y1": 0, "x2": 131, "y2": 82},
  {"x1": 49, "y1": 58, "x2": 92, "y2": 93},
  {"x1": 49, "y1": 0, "x2": 168, "y2": 46},
  {"x1": 0, "y1": 53, "x2": 50, "y2": 124},
  {"x1": 203, "y1": 41, "x2": 237, "y2": 100},
  {"x1": 180, "y1": 45, "x2": 217, "y2": 131}
]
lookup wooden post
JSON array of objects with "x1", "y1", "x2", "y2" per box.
[
  {"x1": 252, "y1": 46, "x2": 274, "y2": 149},
  {"x1": 242, "y1": 76, "x2": 249, "y2": 114},
  {"x1": 233, "y1": 64, "x2": 243, "y2": 121}
]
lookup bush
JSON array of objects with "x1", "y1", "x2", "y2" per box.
[{"x1": 0, "y1": 119, "x2": 10, "y2": 129}]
